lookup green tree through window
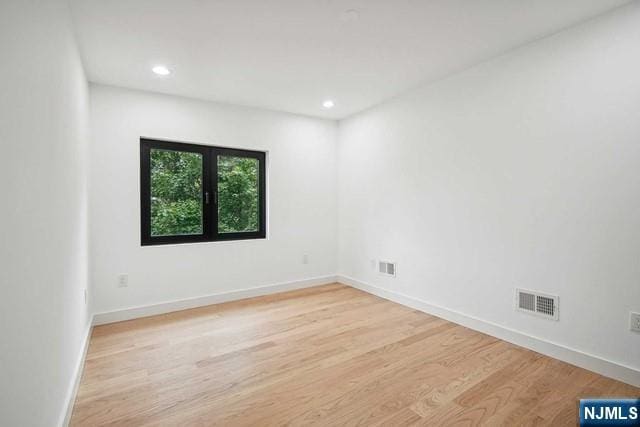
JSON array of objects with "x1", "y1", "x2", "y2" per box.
[
  {"x1": 218, "y1": 156, "x2": 259, "y2": 233},
  {"x1": 150, "y1": 149, "x2": 203, "y2": 236}
]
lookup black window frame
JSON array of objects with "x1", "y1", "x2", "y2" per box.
[{"x1": 140, "y1": 138, "x2": 266, "y2": 246}]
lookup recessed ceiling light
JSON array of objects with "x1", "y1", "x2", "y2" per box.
[
  {"x1": 152, "y1": 65, "x2": 171, "y2": 76},
  {"x1": 322, "y1": 100, "x2": 335, "y2": 109}
]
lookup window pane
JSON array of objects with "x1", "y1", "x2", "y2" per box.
[
  {"x1": 217, "y1": 155, "x2": 259, "y2": 233},
  {"x1": 150, "y1": 149, "x2": 203, "y2": 237}
]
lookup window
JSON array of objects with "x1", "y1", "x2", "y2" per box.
[{"x1": 140, "y1": 138, "x2": 266, "y2": 245}]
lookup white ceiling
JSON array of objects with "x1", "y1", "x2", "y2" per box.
[{"x1": 71, "y1": 0, "x2": 630, "y2": 119}]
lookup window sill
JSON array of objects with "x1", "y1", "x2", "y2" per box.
[{"x1": 140, "y1": 236, "x2": 268, "y2": 248}]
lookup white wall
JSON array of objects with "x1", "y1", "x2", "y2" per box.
[
  {"x1": 0, "y1": 1, "x2": 91, "y2": 426},
  {"x1": 338, "y1": 2, "x2": 640, "y2": 375},
  {"x1": 89, "y1": 85, "x2": 337, "y2": 315}
]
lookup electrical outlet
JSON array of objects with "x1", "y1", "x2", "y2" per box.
[
  {"x1": 302, "y1": 254, "x2": 309, "y2": 264},
  {"x1": 117, "y1": 274, "x2": 129, "y2": 288},
  {"x1": 630, "y1": 312, "x2": 640, "y2": 333}
]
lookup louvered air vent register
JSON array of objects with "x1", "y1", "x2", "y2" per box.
[
  {"x1": 516, "y1": 289, "x2": 559, "y2": 320},
  {"x1": 378, "y1": 261, "x2": 396, "y2": 277}
]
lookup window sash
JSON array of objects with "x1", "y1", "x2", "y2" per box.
[{"x1": 140, "y1": 138, "x2": 266, "y2": 246}]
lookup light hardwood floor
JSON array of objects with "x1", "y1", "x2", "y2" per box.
[{"x1": 70, "y1": 284, "x2": 639, "y2": 426}]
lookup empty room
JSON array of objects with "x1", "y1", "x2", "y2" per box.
[{"x1": 2, "y1": 0, "x2": 640, "y2": 426}]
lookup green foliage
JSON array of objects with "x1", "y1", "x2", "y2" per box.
[
  {"x1": 218, "y1": 156, "x2": 258, "y2": 233},
  {"x1": 149, "y1": 150, "x2": 259, "y2": 237},
  {"x1": 150, "y1": 149, "x2": 203, "y2": 236}
]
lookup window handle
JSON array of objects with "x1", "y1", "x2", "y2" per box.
[{"x1": 205, "y1": 192, "x2": 210, "y2": 204}]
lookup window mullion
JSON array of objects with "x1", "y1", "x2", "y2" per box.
[{"x1": 210, "y1": 147, "x2": 219, "y2": 241}]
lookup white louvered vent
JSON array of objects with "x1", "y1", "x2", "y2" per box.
[
  {"x1": 516, "y1": 289, "x2": 559, "y2": 320},
  {"x1": 378, "y1": 261, "x2": 396, "y2": 277}
]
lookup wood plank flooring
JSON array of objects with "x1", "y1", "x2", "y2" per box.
[{"x1": 70, "y1": 284, "x2": 639, "y2": 426}]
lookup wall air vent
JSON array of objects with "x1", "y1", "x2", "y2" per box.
[
  {"x1": 378, "y1": 261, "x2": 396, "y2": 277},
  {"x1": 516, "y1": 288, "x2": 559, "y2": 320}
]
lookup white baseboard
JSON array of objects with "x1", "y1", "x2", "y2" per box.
[
  {"x1": 60, "y1": 317, "x2": 93, "y2": 427},
  {"x1": 93, "y1": 275, "x2": 338, "y2": 326},
  {"x1": 338, "y1": 274, "x2": 640, "y2": 388}
]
